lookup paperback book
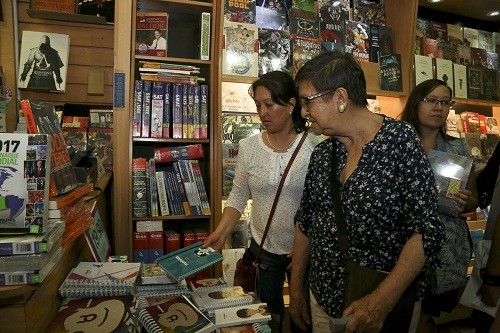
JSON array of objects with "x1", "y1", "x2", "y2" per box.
[
  {"x1": 0, "y1": 220, "x2": 63, "y2": 256},
  {"x1": 224, "y1": 0, "x2": 256, "y2": 24},
  {"x1": 318, "y1": 0, "x2": 349, "y2": 46},
  {"x1": 155, "y1": 241, "x2": 223, "y2": 281},
  {"x1": 135, "y1": 12, "x2": 169, "y2": 57},
  {"x1": 258, "y1": 28, "x2": 291, "y2": 76},
  {"x1": 140, "y1": 262, "x2": 176, "y2": 285},
  {"x1": 344, "y1": 20, "x2": 370, "y2": 62},
  {"x1": 379, "y1": 53, "x2": 402, "y2": 92},
  {"x1": 222, "y1": 21, "x2": 259, "y2": 77},
  {"x1": 188, "y1": 277, "x2": 227, "y2": 292},
  {"x1": 290, "y1": 35, "x2": 321, "y2": 77},
  {"x1": 0, "y1": 133, "x2": 51, "y2": 234},
  {"x1": 191, "y1": 285, "x2": 254, "y2": 312},
  {"x1": 139, "y1": 295, "x2": 216, "y2": 333},
  {"x1": 221, "y1": 82, "x2": 256, "y2": 113},
  {"x1": 214, "y1": 302, "x2": 271, "y2": 328},
  {"x1": 84, "y1": 200, "x2": 111, "y2": 262},
  {"x1": 255, "y1": 3, "x2": 288, "y2": 31},
  {"x1": 427, "y1": 150, "x2": 473, "y2": 217}
]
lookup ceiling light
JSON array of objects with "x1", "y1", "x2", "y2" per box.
[
  {"x1": 428, "y1": 0, "x2": 443, "y2": 3},
  {"x1": 487, "y1": 10, "x2": 500, "y2": 17}
]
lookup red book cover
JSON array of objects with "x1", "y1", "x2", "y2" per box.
[
  {"x1": 183, "y1": 228, "x2": 196, "y2": 248},
  {"x1": 478, "y1": 114, "x2": 488, "y2": 134},
  {"x1": 49, "y1": 182, "x2": 93, "y2": 209},
  {"x1": 20, "y1": 99, "x2": 78, "y2": 197},
  {"x1": 164, "y1": 229, "x2": 181, "y2": 253},
  {"x1": 420, "y1": 36, "x2": 439, "y2": 58},
  {"x1": 135, "y1": 12, "x2": 169, "y2": 57},
  {"x1": 133, "y1": 231, "x2": 149, "y2": 263},
  {"x1": 153, "y1": 143, "x2": 204, "y2": 164},
  {"x1": 148, "y1": 230, "x2": 164, "y2": 263}
]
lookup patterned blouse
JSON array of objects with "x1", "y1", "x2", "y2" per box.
[{"x1": 295, "y1": 116, "x2": 443, "y2": 317}]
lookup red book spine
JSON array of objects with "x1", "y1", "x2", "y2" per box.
[
  {"x1": 182, "y1": 229, "x2": 196, "y2": 248},
  {"x1": 148, "y1": 231, "x2": 164, "y2": 263},
  {"x1": 153, "y1": 144, "x2": 204, "y2": 164},
  {"x1": 164, "y1": 230, "x2": 181, "y2": 253},
  {"x1": 133, "y1": 231, "x2": 149, "y2": 263}
]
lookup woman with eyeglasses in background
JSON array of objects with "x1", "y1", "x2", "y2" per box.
[
  {"x1": 289, "y1": 51, "x2": 442, "y2": 333},
  {"x1": 401, "y1": 78, "x2": 479, "y2": 333}
]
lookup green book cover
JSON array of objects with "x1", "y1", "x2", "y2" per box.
[{"x1": 155, "y1": 242, "x2": 222, "y2": 281}]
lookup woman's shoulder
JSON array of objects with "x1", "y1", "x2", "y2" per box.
[{"x1": 304, "y1": 132, "x2": 325, "y2": 148}]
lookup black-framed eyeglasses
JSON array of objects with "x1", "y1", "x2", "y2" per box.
[
  {"x1": 420, "y1": 98, "x2": 455, "y2": 107},
  {"x1": 299, "y1": 89, "x2": 336, "y2": 108}
]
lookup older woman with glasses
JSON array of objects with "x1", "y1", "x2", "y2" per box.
[
  {"x1": 289, "y1": 51, "x2": 443, "y2": 333},
  {"x1": 401, "y1": 79, "x2": 478, "y2": 333}
]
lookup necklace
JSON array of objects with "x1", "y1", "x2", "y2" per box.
[{"x1": 266, "y1": 132, "x2": 298, "y2": 152}]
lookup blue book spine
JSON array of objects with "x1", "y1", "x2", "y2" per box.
[
  {"x1": 162, "y1": 83, "x2": 171, "y2": 138},
  {"x1": 172, "y1": 83, "x2": 183, "y2": 138},
  {"x1": 141, "y1": 80, "x2": 152, "y2": 137},
  {"x1": 132, "y1": 80, "x2": 143, "y2": 137}
]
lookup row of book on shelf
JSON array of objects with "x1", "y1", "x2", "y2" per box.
[
  {"x1": 132, "y1": 78, "x2": 209, "y2": 139},
  {"x1": 132, "y1": 144, "x2": 210, "y2": 219},
  {"x1": 48, "y1": 244, "x2": 272, "y2": 332}
]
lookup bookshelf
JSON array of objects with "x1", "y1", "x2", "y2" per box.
[{"x1": 112, "y1": 0, "x2": 220, "y2": 257}]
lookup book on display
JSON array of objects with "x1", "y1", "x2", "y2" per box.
[{"x1": 191, "y1": 285, "x2": 254, "y2": 312}]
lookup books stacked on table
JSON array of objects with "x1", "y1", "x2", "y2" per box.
[{"x1": 135, "y1": 262, "x2": 189, "y2": 297}]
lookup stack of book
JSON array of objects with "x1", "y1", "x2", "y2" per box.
[{"x1": 135, "y1": 262, "x2": 189, "y2": 298}]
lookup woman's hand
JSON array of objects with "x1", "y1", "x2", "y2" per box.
[
  {"x1": 480, "y1": 284, "x2": 500, "y2": 307},
  {"x1": 289, "y1": 290, "x2": 310, "y2": 330},
  {"x1": 453, "y1": 189, "x2": 472, "y2": 214},
  {"x1": 343, "y1": 291, "x2": 391, "y2": 333},
  {"x1": 203, "y1": 231, "x2": 225, "y2": 252}
]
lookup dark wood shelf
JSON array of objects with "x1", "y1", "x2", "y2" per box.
[{"x1": 27, "y1": 9, "x2": 108, "y2": 24}]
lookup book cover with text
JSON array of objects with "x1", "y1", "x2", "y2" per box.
[{"x1": 135, "y1": 12, "x2": 169, "y2": 57}]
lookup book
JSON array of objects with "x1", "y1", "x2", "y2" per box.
[
  {"x1": 175, "y1": 160, "x2": 202, "y2": 216},
  {"x1": 255, "y1": 4, "x2": 288, "y2": 31},
  {"x1": 416, "y1": 18, "x2": 432, "y2": 39},
  {"x1": 214, "y1": 302, "x2": 271, "y2": 328},
  {"x1": 445, "y1": 109, "x2": 460, "y2": 139},
  {"x1": 155, "y1": 241, "x2": 223, "y2": 281},
  {"x1": 88, "y1": 128, "x2": 113, "y2": 167},
  {"x1": 141, "y1": 80, "x2": 152, "y2": 137},
  {"x1": 447, "y1": 23, "x2": 464, "y2": 45},
  {"x1": 150, "y1": 82, "x2": 165, "y2": 138},
  {"x1": 134, "y1": 231, "x2": 149, "y2": 263},
  {"x1": 471, "y1": 47, "x2": 487, "y2": 68},
  {"x1": 220, "y1": 323, "x2": 272, "y2": 333},
  {"x1": 486, "y1": 51, "x2": 499, "y2": 70},
  {"x1": 17, "y1": 30, "x2": 70, "y2": 93},
  {"x1": 478, "y1": 30, "x2": 494, "y2": 52},
  {"x1": 289, "y1": 8, "x2": 319, "y2": 39},
  {"x1": 0, "y1": 133, "x2": 51, "y2": 234},
  {"x1": 414, "y1": 54, "x2": 434, "y2": 86},
  {"x1": 200, "y1": 12, "x2": 211, "y2": 60},
  {"x1": 190, "y1": 160, "x2": 211, "y2": 215},
  {"x1": 290, "y1": 35, "x2": 321, "y2": 77},
  {"x1": 224, "y1": 0, "x2": 256, "y2": 24},
  {"x1": 453, "y1": 63, "x2": 468, "y2": 99},
  {"x1": 435, "y1": 58, "x2": 453, "y2": 90},
  {"x1": 148, "y1": 230, "x2": 165, "y2": 263},
  {"x1": 136, "y1": 12, "x2": 169, "y2": 57},
  {"x1": 222, "y1": 21, "x2": 259, "y2": 77},
  {"x1": 132, "y1": 158, "x2": 148, "y2": 218},
  {"x1": 420, "y1": 36, "x2": 439, "y2": 58},
  {"x1": 344, "y1": 20, "x2": 370, "y2": 62},
  {"x1": 153, "y1": 144, "x2": 204, "y2": 164},
  {"x1": 48, "y1": 182, "x2": 93, "y2": 210},
  {"x1": 291, "y1": 0, "x2": 314, "y2": 12},
  {"x1": 483, "y1": 134, "x2": 500, "y2": 159},
  {"x1": 430, "y1": 20, "x2": 448, "y2": 43},
  {"x1": 188, "y1": 277, "x2": 227, "y2": 292},
  {"x1": 155, "y1": 171, "x2": 170, "y2": 216},
  {"x1": 352, "y1": 0, "x2": 385, "y2": 26},
  {"x1": 427, "y1": 150, "x2": 473, "y2": 217},
  {"x1": 89, "y1": 108, "x2": 113, "y2": 128},
  {"x1": 61, "y1": 127, "x2": 87, "y2": 153},
  {"x1": 482, "y1": 68, "x2": 499, "y2": 102},
  {"x1": 438, "y1": 41, "x2": 457, "y2": 63},
  {"x1": 61, "y1": 116, "x2": 89, "y2": 128},
  {"x1": 20, "y1": 100, "x2": 79, "y2": 197},
  {"x1": 140, "y1": 262, "x2": 176, "y2": 285},
  {"x1": 135, "y1": 282, "x2": 189, "y2": 298},
  {"x1": 167, "y1": 165, "x2": 191, "y2": 216},
  {"x1": 191, "y1": 286, "x2": 254, "y2": 311},
  {"x1": 467, "y1": 66, "x2": 483, "y2": 100},
  {"x1": 221, "y1": 81, "x2": 256, "y2": 113},
  {"x1": 59, "y1": 262, "x2": 141, "y2": 297},
  {"x1": 132, "y1": 80, "x2": 143, "y2": 137},
  {"x1": 146, "y1": 158, "x2": 158, "y2": 218},
  {"x1": 463, "y1": 27, "x2": 479, "y2": 48},
  {"x1": 258, "y1": 28, "x2": 291, "y2": 76},
  {"x1": 486, "y1": 117, "x2": 500, "y2": 135},
  {"x1": 199, "y1": 84, "x2": 209, "y2": 139},
  {"x1": 456, "y1": 44, "x2": 472, "y2": 66},
  {"x1": 0, "y1": 221, "x2": 63, "y2": 256},
  {"x1": 139, "y1": 295, "x2": 216, "y2": 333},
  {"x1": 84, "y1": 200, "x2": 111, "y2": 262},
  {"x1": 318, "y1": 0, "x2": 349, "y2": 46},
  {"x1": 379, "y1": 53, "x2": 402, "y2": 92},
  {"x1": 48, "y1": 295, "x2": 139, "y2": 333},
  {"x1": 172, "y1": 83, "x2": 184, "y2": 138}
]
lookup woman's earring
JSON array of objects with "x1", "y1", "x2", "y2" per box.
[{"x1": 338, "y1": 104, "x2": 346, "y2": 113}]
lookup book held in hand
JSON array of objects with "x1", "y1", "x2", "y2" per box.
[
  {"x1": 155, "y1": 241, "x2": 223, "y2": 281},
  {"x1": 191, "y1": 285, "x2": 254, "y2": 312},
  {"x1": 139, "y1": 294, "x2": 216, "y2": 333},
  {"x1": 427, "y1": 150, "x2": 473, "y2": 217}
]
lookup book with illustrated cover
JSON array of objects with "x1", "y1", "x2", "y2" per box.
[
  {"x1": 467, "y1": 66, "x2": 483, "y2": 100},
  {"x1": 483, "y1": 134, "x2": 500, "y2": 160},
  {"x1": 0, "y1": 133, "x2": 51, "y2": 234},
  {"x1": 420, "y1": 36, "x2": 439, "y2": 58},
  {"x1": 221, "y1": 112, "x2": 263, "y2": 144},
  {"x1": 61, "y1": 127, "x2": 87, "y2": 153},
  {"x1": 139, "y1": 295, "x2": 215, "y2": 333},
  {"x1": 416, "y1": 18, "x2": 431, "y2": 39},
  {"x1": 258, "y1": 28, "x2": 291, "y2": 76},
  {"x1": 222, "y1": 21, "x2": 259, "y2": 77},
  {"x1": 17, "y1": 30, "x2": 70, "y2": 93},
  {"x1": 21, "y1": 100, "x2": 78, "y2": 197},
  {"x1": 353, "y1": 0, "x2": 385, "y2": 26},
  {"x1": 220, "y1": 323, "x2": 272, "y2": 333},
  {"x1": 155, "y1": 241, "x2": 223, "y2": 281},
  {"x1": 438, "y1": 41, "x2": 457, "y2": 63},
  {"x1": 344, "y1": 20, "x2": 370, "y2": 62},
  {"x1": 464, "y1": 27, "x2": 479, "y2": 48},
  {"x1": 427, "y1": 150, "x2": 473, "y2": 217},
  {"x1": 430, "y1": 20, "x2": 448, "y2": 43},
  {"x1": 59, "y1": 262, "x2": 141, "y2": 297},
  {"x1": 214, "y1": 302, "x2": 271, "y2": 328},
  {"x1": 89, "y1": 108, "x2": 113, "y2": 129},
  {"x1": 289, "y1": 8, "x2": 319, "y2": 39},
  {"x1": 84, "y1": 200, "x2": 111, "y2": 262},
  {"x1": 188, "y1": 277, "x2": 227, "y2": 292},
  {"x1": 435, "y1": 58, "x2": 453, "y2": 90},
  {"x1": 290, "y1": 35, "x2": 321, "y2": 77},
  {"x1": 48, "y1": 295, "x2": 139, "y2": 333},
  {"x1": 482, "y1": 68, "x2": 499, "y2": 102},
  {"x1": 447, "y1": 23, "x2": 464, "y2": 45},
  {"x1": 256, "y1": 3, "x2": 288, "y2": 31},
  {"x1": 191, "y1": 286, "x2": 254, "y2": 312},
  {"x1": 189, "y1": 160, "x2": 211, "y2": 215},
  {"x1": 150, "y1": 82, "x2": 165, "y2": 138},
  {"x1": 200, "y1": 12, "x2": 211, "y2": 61},
  {"x1": 471, "y1": 47, "x2": 487, "y2": 68},
  {"x1": 379, "y1": 53, "x2": 402, "y2": 92},
  {"x1": 221, "y1": 82, "x2": 256, "y2": 113},
  {"x1": 445, "y1": 109, "x2": 460, "y2": 139},
  {"x1": 318, "y1": 0, "x2": 349, "y2": 47},
  {"x1": 456, "y1": 44, "x2": 472, "y2": 66},
  {"x1": 486, "y1": 51, "x2": 499, "y2": 70},
  {"x1": 414, "y1": 54, "x2": 434, "y2": 86},
  {"x1": 139, "y1": 263, "x2": 176, "y2": 285},
  {"x1": 478, "y1": 30, "x2": 494, "y2": 52},
  {"x1": 291, "y1": 0, "x2": 314, "y2": 12},
  {"x1": 224, "y1": 0, "x2": 256, "y2": 24},
  {"x1": 88, "y1": 128, "x2": 113, "y2": 168},
  {"x1": 135, "y1": 12, "x2": 169, "y2": 57},
  {"x1": 222, "y1": 248, "x2": 246, "y2": 287},
  {"x1": 486, "y1": 117, "x2": 500, "y2": 135},
  {"x1": 222, "y1": 143, "x2": 239, "y2": 196},
  {"x1": 132, "y1": 80, "x2": 143, "y2": 137}
]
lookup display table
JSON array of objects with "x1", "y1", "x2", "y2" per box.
[{"x1": 0, "y1": 171, "x2": 112, "y2": 333}]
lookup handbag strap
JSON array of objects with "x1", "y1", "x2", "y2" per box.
[
  {"x1": 254, "y1": 132, "x2": 308, "y2": 264},
  {"x1": 329, "y1": 140, "x2": 349, "y2": 264}
]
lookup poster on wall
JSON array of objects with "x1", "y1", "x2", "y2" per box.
[{"x1": 17, "y1": 31, "x2": 70, "y2": 93}]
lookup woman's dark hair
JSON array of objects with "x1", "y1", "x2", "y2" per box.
[
  {"x1": 400, "y1": 79, "x2": 453, "y2": 139},
  {"x1": 248, "y1": 71, "x2": 307, "y2": 133},
  {"x1": 294, "y1": 50, "x2": 368, "y2": 107}
]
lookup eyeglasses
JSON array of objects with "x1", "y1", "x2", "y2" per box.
[
  {"x1": 420, "y1": 98, "x2": 455, "y2": 108},
  {"x1": 299, "y1": 89, "x2": 336, "y2": 108}
]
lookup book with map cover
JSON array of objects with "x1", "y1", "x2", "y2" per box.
[{"x1": 0, "y1": 133, "x2": 51, "y2": 234}]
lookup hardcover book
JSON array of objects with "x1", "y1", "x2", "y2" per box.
[
  {"x1": 222, "y1": 21, "x2": 259, "y2": 77},
  {"x1": 456, "y1": 44, "x2": 472, "y2": 66},
  {"x1": 132, "y1": 158, "x2": 148, "y2": 218},
  {"x1": 224, "y1": 0, "x2": 256, "y2": 24},
  {"x1": 486, "y1": 51, "x2": 499, "y2": 70},
  {"x1": 438, "y1": 42, "x2": 457, "y2": 63},
  {"x1": 255, "y1": 3, "x2": 288, "y2": 31},
  {"x1": 379, "y1": 53, "x2": 402, "y2": 92},
  {"x1": 20, "y1": 100, "x2": 78, "y2": 197},
  {"x1": 133, "y1": 231, "x2": 149, "y2": 263},
  {"x1": 486, "y1": 117, "x2": 500, "y2": 135},
  {"x1": 48, "y1": 295, "x2": 139, "y2": 333},
  {"x1": 290, "y1": 35, "x2": 321, "y2": 78},
  {"x1": 153, "y1": 144, "x2": 204, "y2": 164},
  {"x1": 318, "y1": 0, "x2": 349, "y2": 46},
  {"x1": 430, "y1": 20, "x2": 448, "y2": 43},
  {"x1": 88, "y1": 128, "x2": 113, "y2": 168},
  {"x1": 289, "y1": 8, "x2": 319, "y2": 38},
  {"x1": 0, "y1": 133, "x2": 51, "y2": 234},
  {"x1": 467, "y1": 66, "x2": 483, "y2": 100},
  {"x1": 221, "y1": 82, "x2": 256, "y2": 113},
  {"x1": 453, "y1": 63, "x2": 468, "y2": 99},
  {"x1": 482, "y1": 68, "x2": 499, "y2": 102},
  {"x1": 344, "y1": 20, "x2": 370, "y2": 62},
  {"x1": 416, "y1": 18, "x2": 431, "y2": 39},
  {"x1": 414, "y1": 54, "x2": 434, "y2": 86},
  {"x1": 191, "y1": 286, "x2": 254, "y2": 312},
  {"x1": 420, "y1": 36, "x2": 439, "y2": 58},
  {"x1": 17, "y1": 30, "x2": 70, "y2": 93},
  {"x1": 155, "y1": 241, "x2": 223, "y2": 281},
  {"x1": 200, "y1": 12, "x2": 211, "y2": 60},
  {"x1": 148, "y1": 230, "x2": 165, "y2": 263},
  {"x1": 135, "y1": 12, "x2": 169, "y2": 57},
  {"x1": 427, "y1": 150, "x2": 473, "y2": 217},
  {"x1": 139, "y1": 295, "x2": 215, "y2": 333},
  {"x1": 435, "y1": 58, "x2": 453, "y2": 90},
  {"x1": 214, "y1": 302, "x2": 272, "y2": 328},
  {"x1": 471, "y1": 47, "x2": 487, "y2": 68},
  {"x1": 258, "y1": 28, "x2": 291, "y2": 76},
  {"x1": 478, "y1": 30, "x2": 494, "y2": 52},
  {"x1": 48, "y1": 182, "x2": 93, "y2": 210}
]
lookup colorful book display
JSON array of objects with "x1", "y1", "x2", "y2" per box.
[{"x1": 155, "y1": 241, "x2": 223, "y2": 281}]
